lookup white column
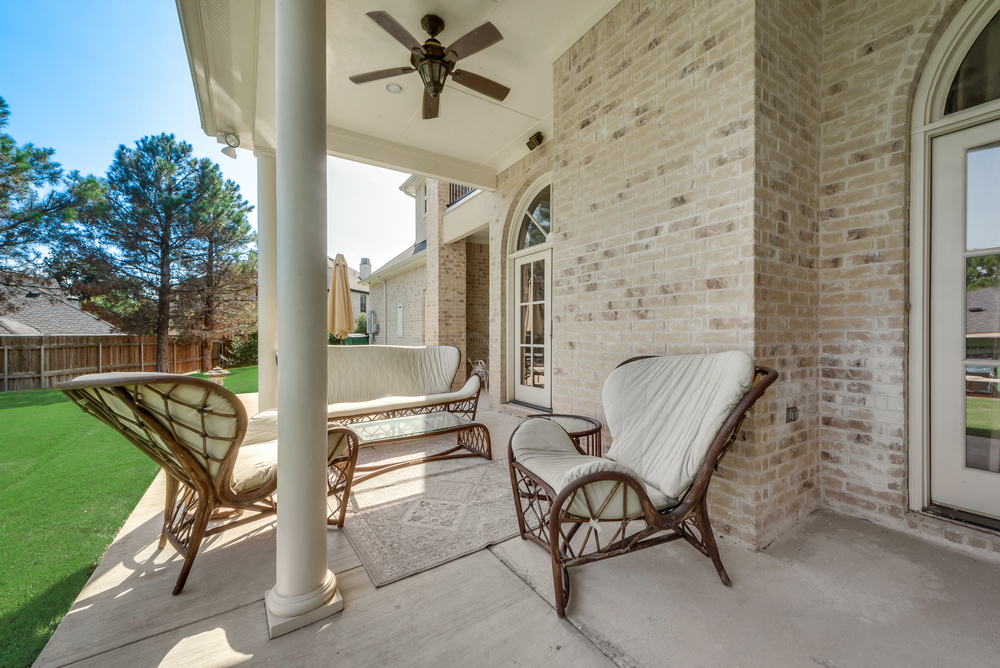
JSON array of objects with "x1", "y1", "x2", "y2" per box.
[
  {"x1": 265, "y1": 0, "x2": 341, "y2": 637},
  {"x1": 256, "y1": 152, "x2": 278, "y2": 412}
]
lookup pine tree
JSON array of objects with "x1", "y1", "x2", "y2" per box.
[
  {"x1": 57, "y1": 134, "x2": 213, "y2": 371},
  {"x1": 0, "y1": 96, "x2": 100, "y2": 301},
  {"x1": 174, "y1": 174, "x2": 256, "y2": 371}
]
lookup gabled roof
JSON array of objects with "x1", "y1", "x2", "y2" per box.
[
  {"x1": 0, "y1": 280, "x2": 119, "y2": 336},
  {"x1": 362, "y1": 241, "x2": 427, "y2": 284}
]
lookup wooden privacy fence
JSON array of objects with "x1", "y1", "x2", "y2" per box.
[{"x1": 0, "y1": 335, "x2": 222, "y2": 392}]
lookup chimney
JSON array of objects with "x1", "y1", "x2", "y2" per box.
[{"x1": 360, "y1": 258, "x2": 371, "y2": 280}]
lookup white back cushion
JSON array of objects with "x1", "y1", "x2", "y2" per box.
[
  {"x1": 326, "y1": 345, "x2": 460, "y2": 403},
  {"x1": 603, "y1": 351, "x2": 755, "y2": 499}
]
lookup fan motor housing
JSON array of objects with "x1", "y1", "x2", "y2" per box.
[{"x1": 421, "y1": 15, "x2": 445, "y2": 38}]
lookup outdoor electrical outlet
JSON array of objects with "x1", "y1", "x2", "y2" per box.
[{"x1": 786, "y1": 406, "x2": 798, "y2": 423}]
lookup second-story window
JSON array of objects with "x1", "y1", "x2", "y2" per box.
[{"x1": 360, "y1": 295, "x2": 367, "y2": 313}]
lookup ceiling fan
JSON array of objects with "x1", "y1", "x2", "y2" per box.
[{"x1": 349, "y1": 11, "x2": 511, "y2": 120}]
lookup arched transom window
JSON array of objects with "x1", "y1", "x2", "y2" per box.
[
  {"x1": 945, "y1": 9, "x2": 1000, "y2": 115},
  {"x1": 515, "y1": 186, "x2": 551, "y2": 250}
]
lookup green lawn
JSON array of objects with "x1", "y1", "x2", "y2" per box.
[
  {"x1": 192, "y1": 364, "x2": 259, "y2": 395},
  {"x1": 0, "y1": 366, "x2": 257, "y2": 668},
  {"x1": 967, "y1": 396, "x2": 1000, "y2": 437}
]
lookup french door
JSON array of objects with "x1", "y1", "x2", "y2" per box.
[
  {"x1": 512, "y1": 249, "x2": 551, "y2": 408},
  {"x1": 929, "y1": 118, "x2": 1000, "y2": 519}
]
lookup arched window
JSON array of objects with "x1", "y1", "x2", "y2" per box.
[
  {"x1": 515, "y1": 186, "x2": 551, "y2": 250},
  {"x1": 507, "y1": 179, "x2": 553, "y2": 409},
  {"x1": 944, "y1": 10, "x2": 1000, "y2": 115}
]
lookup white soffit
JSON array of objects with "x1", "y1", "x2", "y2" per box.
[{"x1": 179, "y1": 0, "x2": 619, "y2": 188}]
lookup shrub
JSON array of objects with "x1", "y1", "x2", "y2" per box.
[{"x1": 221, "y1": 331, "x2": 258, "y2": 368}]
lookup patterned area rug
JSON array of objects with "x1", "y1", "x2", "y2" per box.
[{"x1": 342, "y1": 439, "x2": 520, "y2": 587}]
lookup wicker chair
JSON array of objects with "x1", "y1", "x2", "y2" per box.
[
  {"x1": 467, "y1": 331, "x2": 489, "y2": 389},
  {"x1": 56, "y1": 372, "x2": 359, "y2": 595},
  {"x1": 508, "y1": 352, "x2": 777, "y2": 617}
]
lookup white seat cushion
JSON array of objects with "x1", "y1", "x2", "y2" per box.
[
  {"x1": 510, "y1": 418, "x2": 676, "y2": 519},
  {"x1": 231, "y1": 440, "x2": 277, "y2": 493},
  {"x1": 326, "y1": 345, "x2": 461, "y2": 404},
  {"x1": 326, "y1": 375, "x2": 480, "y2": 420},
  {"x1": 603, "y1": 351, "x2": 755, "y2": 499},
  {"x1": 244, "y1": 410, "x2": 278, "y2": 446}
]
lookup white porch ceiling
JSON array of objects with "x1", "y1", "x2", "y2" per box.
[{"x1": 177, "y1": 0, "x2": 619, "y2": 190}]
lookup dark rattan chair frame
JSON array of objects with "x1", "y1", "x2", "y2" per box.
[
  {"x1": 508, "y1": 358, "x2": 777, "y2": 617},
  {"x1": 58, "y1": 373, "x2": 359, "y2": 595}
]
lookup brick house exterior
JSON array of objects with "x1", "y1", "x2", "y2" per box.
[{"x1": 404, "y1": 0, "x2": 1000, "y2": 558}]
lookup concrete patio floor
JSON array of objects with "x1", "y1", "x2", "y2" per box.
[{"x1": 34, "y1": 402, "x2": 1000, "y2": 668}]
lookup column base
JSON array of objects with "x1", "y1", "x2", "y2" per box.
[{"x1": 265, "y1": 587, "x2": 343, "y2": 638}]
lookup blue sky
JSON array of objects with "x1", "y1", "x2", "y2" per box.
[{"x1": 0, "y1": 0, "x2": 414, "y2": 272}]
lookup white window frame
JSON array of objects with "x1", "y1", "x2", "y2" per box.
[{"x1": 908, "y1": 0, "x2": 1000, "y2": 512}]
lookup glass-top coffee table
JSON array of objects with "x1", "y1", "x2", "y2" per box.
[{"x1": 337, "y1": 412, "x2": 492, "y2": 485}]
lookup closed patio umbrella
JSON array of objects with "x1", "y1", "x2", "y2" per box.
[{"x1": 327, "y1": 254, "x2": 354, "y2": 340}]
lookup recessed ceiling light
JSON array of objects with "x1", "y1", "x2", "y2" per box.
[{"x1": 386, "y1": 83, "x2": 403, "y2": 94}]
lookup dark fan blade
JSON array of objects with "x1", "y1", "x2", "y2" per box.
[
  {"x1": 366, "y1": 11, "x2": 423, "y2": 53},
  {"x1": 349, "y1": 67, "x2": 415, "y2": 84},
  {"x1": 451, "y1": 70, "x2": 510, "y2": 101},
  {"x1": 446, "y1": 22, "x2": 503, "y2": 60},
  {"x1": 422, "y1": 89, "x2": 440, "y2": 120}
]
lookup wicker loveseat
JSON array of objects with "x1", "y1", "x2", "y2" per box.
[{"x1": 325, "y1": 344, "x2": 481, "y2": 424}]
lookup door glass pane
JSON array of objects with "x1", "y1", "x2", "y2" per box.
[
  {"x1": 966, "y1": 365, "x2": 1000, "y2": 473},
  {"x1": 967, "y1": 254, "x2": 1000, "y2": 360},
  {"x1": 532, "y1": 260, "x2": 545, "y2": 300},
  {"x1": 520, "y1": 264, "x2": 530, "y2": 301},
  {"x1": 520, "y1": 347, "x2": 531, "y2": 385},
  {"x1": 532, "y1": 348, "x2": 545, "y2": 388},
  {"x1": 967, "y1": 144, "x2": 1000, "y2": 250},
  {"x1": 945, "y1": 11, "x2": 1000, "y2": 115},
  {"x1": 532, "y1": 305, "x2": 544, "y2": 343},
  {"x1": 520, "y1": 305, "x2": 530, "y2": 344}
]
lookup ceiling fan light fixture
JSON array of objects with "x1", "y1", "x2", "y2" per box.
[{"x1": 417, "y1": 58, "x2": 450, "y2": 97}]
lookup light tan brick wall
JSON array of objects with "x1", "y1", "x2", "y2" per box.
[
  {"x1": 433, "y1": 0, "x2": 999, "y2": 555},
  {"x1": 368, "y1": 263, "x2": 426, "y2": 346},
  {"x1": 817, "y1": 0, "x2": 952, "y2": 526},
  {"x1": 466, "y1": 243, "x2": 489, "y2": 339},
  {"x1": 748, "y1": 0, "x2": 823, "y2": 545},
  {"x1": 550, "y1": 0, "x2": 762, "y2": 544},
  {"x1": 426, "y1": 180, "x2": 468, "y2": 390}
]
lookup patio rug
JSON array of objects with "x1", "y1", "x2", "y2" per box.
[{"x1": 342, "y1": 439, "x2": 520, "y2": 587}]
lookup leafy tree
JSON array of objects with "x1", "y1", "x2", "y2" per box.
[
  {"x1": 0, "y1": 96, "x2": 100, "y2": 301},
  {"x1": 55, "y1": 134, "x2": 218, "y2": 371},
  {"x1": 173, "y1": 176, "x2": 256, "y2": 370},
  {"x1": 967, "y1": 254, "x2": 1000, "y2": 290}
]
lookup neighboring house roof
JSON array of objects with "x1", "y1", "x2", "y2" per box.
[
  {"x1": 363, "y1": 241, "x2": 427, "y2": 284},
  {"x1": 967, "y1": 285, "x2": 1000, "y2": 335},
  {"x1": 0, "y1": 317, "x2": 42, "y2": 336},
  {"x1": 0, "y1": 280, "x2": 119, "y2": 336},
  {"x1": 326, "y1": 257, "x2": 370, "y2": 295}
]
